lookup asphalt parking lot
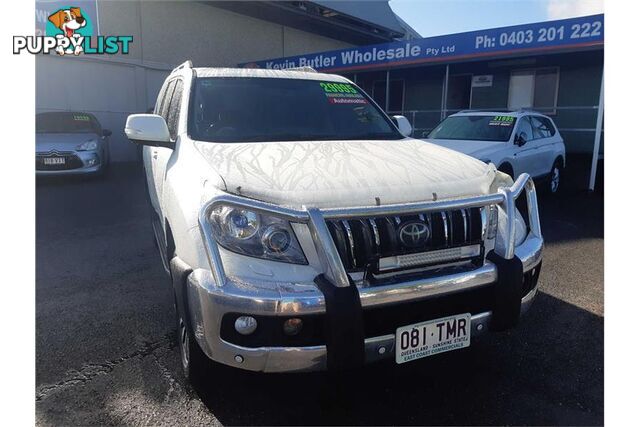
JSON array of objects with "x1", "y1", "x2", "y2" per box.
[{"x1": 35, "y1": 164, "x2": 604, "y2": 426}]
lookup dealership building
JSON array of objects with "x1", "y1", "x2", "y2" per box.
[
  {"x1": 36, "y1": 1, "x2": 603, "y2": 190},
  {"x1": 245, "y1": 13, "x2": 604, "y2": 190}
]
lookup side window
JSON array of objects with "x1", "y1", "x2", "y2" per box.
[
  {"x1": 530, "y1": 116, "x2": 547, "y2": 139},
  {"x1": 160, "y1": 80, "x2": 176, "y2": 122},
  {"x1": 515, "y1": 116, "x2": 534, "y2": 143},
  {"x1": 531, "y1": 116, "x2": 556, "y2": 139},
  {"x1": 541, "y1": 117, "x2": 556, "y2": 137},
  {"x1": 166, "y1": 79, "x2": 183, "y2": 141},
  {"x1": 154, "y1": 82, "x2": 167, "y2": 115}
]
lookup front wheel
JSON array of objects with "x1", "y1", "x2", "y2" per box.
[
  {"x1": 175, "y1": 299, "x2": 209, "y2": 383},
  {"x1": 549, "y1": 161, "x2": 562, "y2": 194}
]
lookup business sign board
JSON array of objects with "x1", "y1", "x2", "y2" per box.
[
  {"x1": 471, "y1": 75, "x2": 493, "y2": 87},
  {"x1": 36, "y1": 0, "x2": 99, "y2": 36},
  {"x1": 240, "y1": 14, "x2": 603, "y2": 73}
]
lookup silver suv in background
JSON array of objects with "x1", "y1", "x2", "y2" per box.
[{"x1": 36, "y1": 111, "x2": 111, "y2": 176}]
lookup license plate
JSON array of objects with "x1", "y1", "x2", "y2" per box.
[
  {"x1": 43, "y1": 157, "x2": 65, "y2": 165},
  {"x1": 395, "y1": 313, "x2": 471, "y2": 364}
]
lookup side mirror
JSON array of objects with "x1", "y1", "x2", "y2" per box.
[
  {"x1": 102, "y1": 129, "x2": 112, "y2": 137},
  {"x1": 392, "y1": 115, "x2": 413, "y2": 137},
  {"x1": 515, "y1": 132, "x2": 527, "y2": 147},
  {"x1": 124, "y1": 114, "x2": 172, "y2": 148}
]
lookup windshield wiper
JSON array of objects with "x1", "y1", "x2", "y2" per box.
[
  {"x1": 209, "y1": 132, "x2": 399, "y2": 143},
  {"x1": 343, "y1": 132, "x2": 399, "y2": 140},
  {"x1": 240, "y1": 134, "x2": 340, "y2": 142}
]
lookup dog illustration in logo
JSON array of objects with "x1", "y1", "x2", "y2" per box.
[{"x1": 48, "y1": 7, "x2": 86, "y2": 55}]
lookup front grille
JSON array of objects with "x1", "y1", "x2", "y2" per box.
[
  {"x1": 325, "y1": 207, "x2": 484, "y2": 271},
  {"x1": 36, "y1": 153, "x2": 84, "y2": 171}
]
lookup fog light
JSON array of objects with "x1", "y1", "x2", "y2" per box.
[
  {"x1": 283, "y1": 318, "x2": 303, "y2": 336},
  {"x1": 234, "y1": 316, "x2": 257, "y2": 335}
]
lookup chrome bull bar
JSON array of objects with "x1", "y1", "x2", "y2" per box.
[{"x1": 198, "y1": 173, "x2": 541, "y2": 289}]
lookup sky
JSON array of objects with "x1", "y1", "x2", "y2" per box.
[{"x1": 389, "y1": 0, "x2": 604, "y2": 37}]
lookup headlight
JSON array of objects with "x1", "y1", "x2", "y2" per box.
[
  {"x1": 494, "y1": 205, "x2": 527, "y2": 255},
  {"x1": 207, "y1": 205, "x2": 307, "y2": 264},
  {"x1": 77, "y1": 139, "x2": 98, "y2": 151}
]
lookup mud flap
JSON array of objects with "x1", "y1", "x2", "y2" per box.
[
  {"x1": 170, "y1": 257, "x2": 193, "y2": 329},
  {"x1": 314, "y1": 275, "x2": 365, "y2": 371},
  {"x1": 487, "y1": 251, "x2": 524, "y2": 331}
]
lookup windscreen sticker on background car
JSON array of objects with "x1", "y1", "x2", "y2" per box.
[
  {"x1": 320, "y1": 82, "x2": 369, "y2": 105},
  {"x1": 488, "y1": 116, "x2": 515, "y2": 126},
  {"x1": 73, "y1": 114, "x2": 91, "y2": 121}
]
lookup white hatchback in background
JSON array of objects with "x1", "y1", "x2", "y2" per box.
[{"x1": 425, "y1": 110, "x2": 566, "y2": 194}]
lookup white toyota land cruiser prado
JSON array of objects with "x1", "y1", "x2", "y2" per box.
[{"x1": 125, "y1": 61, "x2": 543, "y2": 381}]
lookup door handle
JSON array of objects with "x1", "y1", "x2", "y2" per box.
[{"x1": 152, "y1": 149, "x2": 158, "y2": 159}]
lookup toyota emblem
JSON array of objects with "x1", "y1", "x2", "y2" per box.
[{"x1": 398, "y1": 221, "x2": 430, "y2": 248}]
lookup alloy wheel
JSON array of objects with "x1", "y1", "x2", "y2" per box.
[
  {"x1": 179, "y1": 316, "x2": 190, "y2": 370},
  {"x1": 551, "y1": 166, "x2": 560, "y2": 193}
]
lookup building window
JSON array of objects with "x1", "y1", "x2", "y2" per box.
[
  {"x1": 373, "y1": 79, "x2": 405, "y2": 112},
  {"x1": 447, "y1": 74, "x2": 472, "y2": 112},
  {"x1": 508, "y1": 68, "x2": 559, "y2": 114}
]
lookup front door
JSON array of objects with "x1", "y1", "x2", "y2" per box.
[
  {"x1": 530, "y1": 115, "x2": 558, "y2": 176},
  {"x1": 512, "y1": 116, "x2": 546, "y2": 177},
  {"x1": 151, "y1": 79, "x2": 183, "y2": 216}
]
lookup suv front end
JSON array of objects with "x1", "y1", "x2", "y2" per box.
[{"x1": 187, "y1": 173, "x2": 542, "y2": 372}]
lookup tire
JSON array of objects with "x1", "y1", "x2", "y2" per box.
[
  {"x1": 175, "y1": 297, "x2": 209, "y2": 383},
  {"x1": 92, "y1": 152, "x2": 109, "y2": 179},
  {"x1": 498, "y1": 163, "x2": 514, "y2": 180},
  {"x1": 93, "y1": 164, "x2": 107, "y2": 179},
  {"x1": 549, "y1": 160, "x2": 562, "y2": 195},
  {"x1": 144, "y1": 179, "x2": 158, "y2": 248},
  {"x1": 100, "y1": 157, "x2": 110, "y2": 176}
]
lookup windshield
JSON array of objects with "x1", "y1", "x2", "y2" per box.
[
  {"x1": 428, "y1": 115, "x2": 516, "y2": 142},
  {"x1": 36, "y1": 112, "x2": 100, "y2": 134},
  {"x1": 189, "y1": 77, "x2": 403, "y2": 142}
]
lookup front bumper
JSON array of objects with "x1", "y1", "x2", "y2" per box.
[
  {"x1": 188, "y1": 173, "x2": 543, "y2": 372},
  {"x1": 35, "y1": 150, "x2": 103, "y2": 176},
  {"x1": 187, "y1": 233, "x2": 542, "y2": 373}
]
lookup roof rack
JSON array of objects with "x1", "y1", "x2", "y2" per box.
[
  {"x1": 172, "y1": 60, "x2": 193, "y2": 73},
  {"x1": 458, "y1": 108, "x2": 543, "y2": 114},
  {"x1": 458, "y1": 108, "x2": 514, "y2": 113},
  {"x1": 516, "y1": 107, "x2": 545, "y2": 113},
  {"x1": 282, "y1": 66, "x2": 317, "y2": 73}
]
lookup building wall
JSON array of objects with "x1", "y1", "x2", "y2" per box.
[{"x1": 36, "y1": 0, "x2": 353, "y2": 161}]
